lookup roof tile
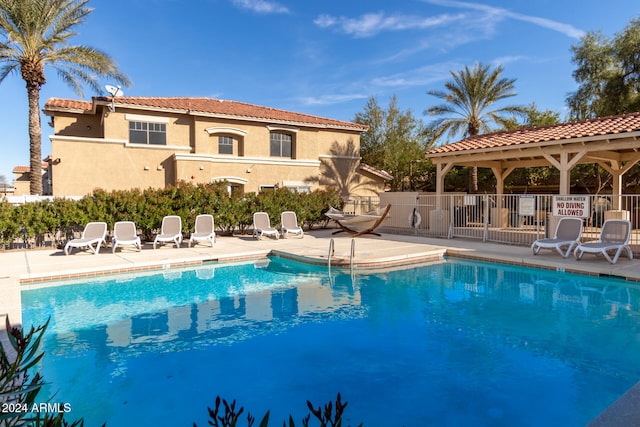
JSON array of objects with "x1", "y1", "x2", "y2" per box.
[
  {"x1": 45, "y1": 97, "x2": 368, "y2": 131},
  {"x1": 13, "y1": 163, "x2": 48, "y2": 173},
  {"x1": 427, "y1": 112, "x2": 640, "y2": 155}
]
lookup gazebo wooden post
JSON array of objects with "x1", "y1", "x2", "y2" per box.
[
  {"x1": 435, "y1": 162, "x2": 453, "y2": 210},
  {"x1": 598, "y1": 157, "x2": 640, "y2": 210},
  {"x1": 541, "y1": 149, "x2": 587, "y2": 195}
]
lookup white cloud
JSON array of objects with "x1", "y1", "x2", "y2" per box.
[
  {"x1": 491, "y1": 55, "x2": 528, "y2": 67},
  {"x1": 315, "y1": 1, "x2": 584, "y2": 42},
  {"x1": 370, "y1": 62, "x2": 460, "y2": 89},
  {"x1": 298, "y1": 93, "x2": 369, "y2": 106},
  {"x1": 421, "y1": 0, "x2": 585, "y2": 39},
  {"x1": 511, "y1": 14, "x2": 584, "y2": 39},
  {"x1": 314, "y1": 11, "x2": 464, "y2": 38},
  {"x1": 232, "y1": 0, "x2": 289, "y2": 14}
]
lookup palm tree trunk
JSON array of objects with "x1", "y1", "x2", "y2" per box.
[
  {"x1": 27, "y1": 84, "x2": 42, "y2": 195},
  {"x1": 469, "y1": 166, "x2": 479, "y2": 194}
]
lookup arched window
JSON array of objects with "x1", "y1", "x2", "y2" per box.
[{"x1": 205, "y1": 127, "x2": 246, "y2": 156}]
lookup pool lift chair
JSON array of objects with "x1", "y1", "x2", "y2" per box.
[
  {"x1": 531, "y1": 216, "x2": 583, "y2": 258},
  {"x1": 64, "y1": 222, "x2": 107, "y2": 255},
  {"x1": 154, "y1": 215, "x2": 183, "y2": 249}
]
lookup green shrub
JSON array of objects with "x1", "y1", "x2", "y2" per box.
[
  {"x1": 1, "y1": 183, "x2": 343, "y2": 248},
  {"x1": 0, "y1": 201, "x2": 20, "y2": 249},
  {"x1": 0, "y1": 318, "x2": 89, "y2": 427}
]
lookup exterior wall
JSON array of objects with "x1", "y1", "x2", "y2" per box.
[
  {"x1": 13, "y1": 174, "x2": 29, "y2": 196},
  {"x1": 47, "y1": 102, "x2": 380, "y2": 196},
  {"x1": 101, "y1": 110, "x2": 192, "y2": 150},
  {"x1": 175, "y1": 159, "x2": 322, "y2": 193},
  {"x1": 50, "y1": 138, "x2": 180, "y2": 195},
  {"x1": 356, "y1": 169, "x2": 387, "y2": 196},
  {"x1": 53, "y1": 112, "x2": 103, "y2": 138},
  {"x1": 12, "y1": 170, "x2": 50, "y2": 196}
]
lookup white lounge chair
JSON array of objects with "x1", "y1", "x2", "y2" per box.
[
  {"x1": 280, "y1": 211, "x2": 304, "y2": 238},
  {"x1": 574, "y1": 219, "x2": 633, "y2": 264},
  {"x1": 112, "y1": 221, "x2": 142, "y2": 253},
  {"x1": 188, "y1": 214, "x2": 216, "y2": 247},
  {"x1": 253, "y1": 212, "x2": 279, "y2": 240},
  {"x1": 531, "y1": 217, "x2": 583, "y2": 258},
  {"x1": 64, "y1": 222, "x2": 107, "y2": 255},
  {"x1": 153, "y1": 215, "x2": 183, "y2": 249}
]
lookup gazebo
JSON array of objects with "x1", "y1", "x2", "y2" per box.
[{"x1": 426, "y1": 112, "x2": 640, "y2": 211}]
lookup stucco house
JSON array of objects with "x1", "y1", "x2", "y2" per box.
[
  {"x1": 42, "y1": 96, "x2": 390, "y2": 197},
  {"x1": 12, "y1": 163, "x2": 50, "y2": 196}
]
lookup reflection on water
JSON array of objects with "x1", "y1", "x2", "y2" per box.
[
  {"x1": 20, "y1": 257, "x2": 640, "y2": 427},
  {"x1": 25, "y1": 260, "x2": 364, "y2": 357}
]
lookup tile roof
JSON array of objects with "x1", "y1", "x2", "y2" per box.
[
  {"x1": 44, "y1": 97, "x2": 368, "y2": 132},
  {"x1": 359, "y1": 163, "x2": 393, "y2": 180},
  {"x1": 427, "y1": 112, "x2": 640, "y2": 155},
  {"x1": 12, "y1": 163, "x2": 48, "y2": 173}
]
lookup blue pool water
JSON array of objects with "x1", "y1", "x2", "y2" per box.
[{"x1": 21, "y1": 257, "x2": 640, "y2": 426}]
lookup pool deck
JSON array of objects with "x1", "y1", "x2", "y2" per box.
[{"x1": 1, "y1": 229, "x2": 640, "y2": 426}]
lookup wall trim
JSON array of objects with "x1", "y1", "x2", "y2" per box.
[
  {"x1": 124, "y1": 113, "x2": 170, "y2": 124},
  {"x1": 205, "y1": 127, "x2": 247, "y2": 136},
  {"x1": 174, "y1": 153, "x2": 319, "y2": 167}
]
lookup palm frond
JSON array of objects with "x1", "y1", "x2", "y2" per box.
[
  {"x1": 426, "y1": 62, "x2": 524, "y2": 142},
  {"x1": 0, "y1": 0, "x2": 130, "y2": 195}
]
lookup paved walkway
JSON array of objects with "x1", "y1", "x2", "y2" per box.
[{"x1": 1, "y1": 229, "x2": 639, "y2": 426}]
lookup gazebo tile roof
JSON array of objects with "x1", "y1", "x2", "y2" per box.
[{"x1": 427, "y1": 112, "x2": 640, "y2": 154}]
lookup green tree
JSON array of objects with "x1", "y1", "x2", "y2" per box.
[
  {"x1": 567, "y1": 17, "x2": 640, "y2": 120},
  {"x1": 426, "y1": 63, "x2": 525, "y2": 193},
  {"x1": 0, "y1": 0, "x2": 130, "y2": 195},
  {"x1": 355, "y1": 95, "x2": 432, "y2": 191},
  {"x1": 501, "y1": 102, "x2": 561, "y2": 130}
]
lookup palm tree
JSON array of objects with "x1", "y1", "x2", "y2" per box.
[
  {"x1": 426, "y1": 63, "x2": 524, "y2": 193},
  {"x1": 0, "y1": 0, "x2": 130, "y2": 195}
]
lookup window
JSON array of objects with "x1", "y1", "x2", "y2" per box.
[
  {"x1": 270, "y1": 132, "x2": 292, "y2": 157},
  {"x1": 218, "y1": 135, "x2": 234, "y2": 155},
  {"x1": 259, "y1": 185, "x2": 277, "y2": 192},
  {"x1": 284, "y1": 184, "x2": 311, "y2": 193},
  {"x1": 226, "y1": 184, "x2": 242, "y2": 196},
  {"x1": 129, "y1": 121, "x2": 166, "y2": 145}
]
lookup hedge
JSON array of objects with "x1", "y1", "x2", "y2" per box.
[{"x1": 0, "y1": 182, "x2": 344, "y2": 249}]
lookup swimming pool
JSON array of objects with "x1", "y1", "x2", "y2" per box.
[{"x1": 21, "y1": 257, "x2": 640, "y2": 426}]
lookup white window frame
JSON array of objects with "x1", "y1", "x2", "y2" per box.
[
  {"x1": 218, "y1": 135, "x2": 234, "y2": 155},
  {"x1": 129, "y1": 121, "x2": 167, "y2": 145}
]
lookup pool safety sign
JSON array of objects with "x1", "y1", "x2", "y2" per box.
[
  {"x1": 552, "y1": 195, "x2": 590, "y2": 218},
  {"x1": 518, "y1": 195, "x2": 535, "y2": 216}
]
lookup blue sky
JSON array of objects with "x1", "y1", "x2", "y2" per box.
[{"x1": 0, "y1": 0, "x2": 638, "y2": 183}]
